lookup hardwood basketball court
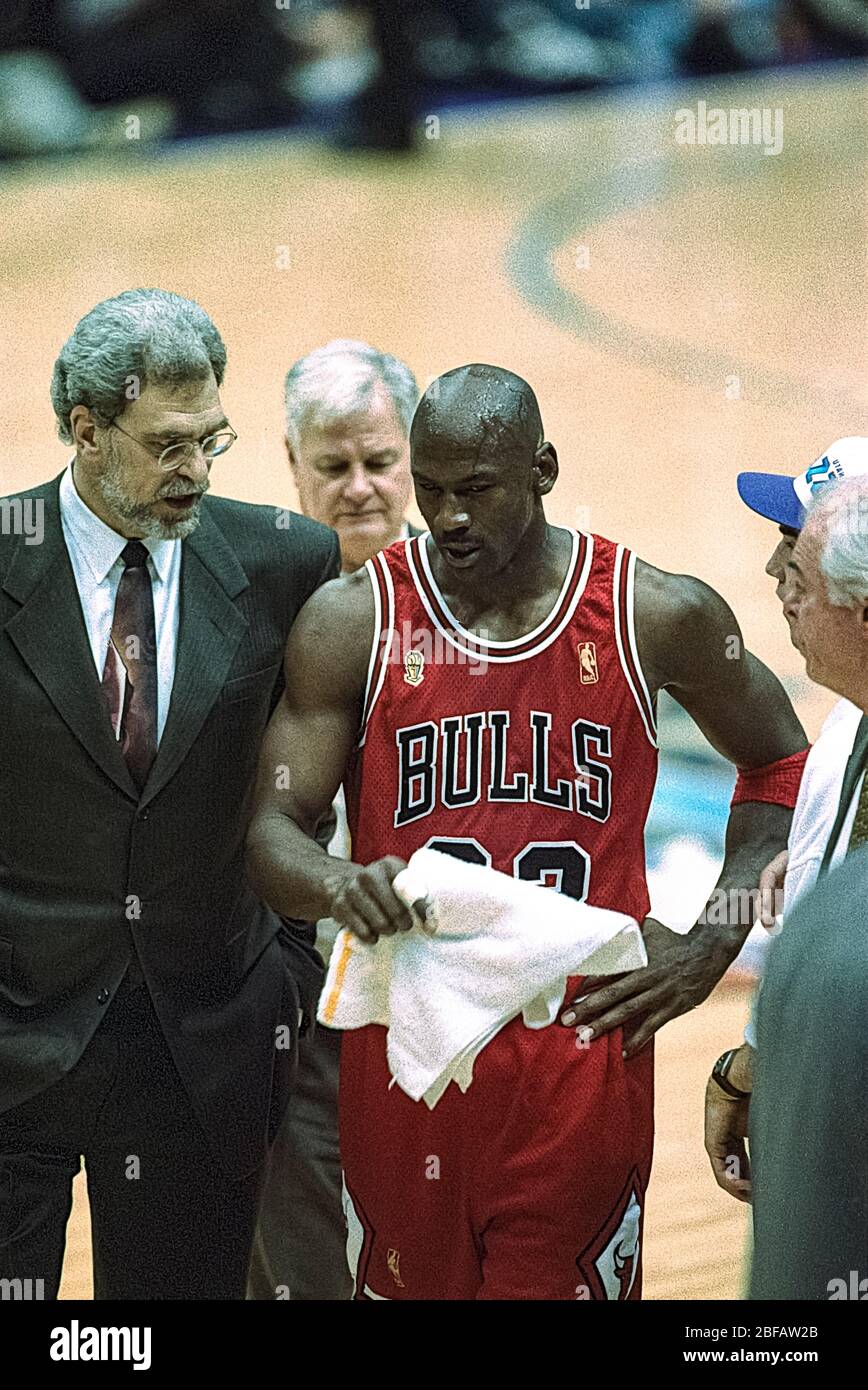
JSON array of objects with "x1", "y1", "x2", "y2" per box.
[{"x1": 2, "y1": 63, "x2": 865, "y2": 1300}]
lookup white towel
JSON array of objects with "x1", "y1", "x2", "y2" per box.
[{"x1": 318, "y1": 848, "x2": 646, "y2": 1108}]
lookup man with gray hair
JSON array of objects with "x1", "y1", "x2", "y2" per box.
[
  {"x1": 283, "y1": 338, "x2": 418, "y2": 573},
  {"x1": 705, "y1": 438, "x2": 868, "y2": 1203},
  {"x1": 750, "y1": 473, "x2": 868, "y2": 1297},
  {"x1": 0, "y1": 289, "x2": 339, "y2": 1298},
  {"x1": 248, "y1": 339, "x2": 419, "y2": 1300}
]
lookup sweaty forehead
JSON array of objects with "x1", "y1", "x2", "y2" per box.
[
  {"x1": 412, "y1": 403, "x2": 534, "y2": 460},
  {"x1": 414, "y1": 366, "x2": 541, "y2": 450}
]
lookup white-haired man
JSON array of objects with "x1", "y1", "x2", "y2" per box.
[
  {"x1": 248, "y1": 339, "x2": 420, "y2": 1301},
  {"x1": 284, "y1": 338, "x2": 418, "y2": 573},
  {"x1": 704, "y1": 438, "x2": 868, "y2": 1202},
  {"x1": 751, "y1": 474, "x2": 868, "y2": 1298}
]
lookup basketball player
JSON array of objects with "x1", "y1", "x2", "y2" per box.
[{"x1": 246, "y1": 365, "x2": 807, "y2": 1299}]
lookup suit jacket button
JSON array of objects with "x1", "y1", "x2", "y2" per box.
[{"x1": 97, "y1": 987, "x2": 110, "y2": 1005}]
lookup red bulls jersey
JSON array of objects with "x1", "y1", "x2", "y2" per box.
[{"x1": 344, "y1": 529, "x2": 659, "y2": 921}]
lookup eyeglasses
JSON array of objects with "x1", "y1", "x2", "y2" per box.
[{"x1": 110, "y1": 420, "x2": 237, "y2": 472}]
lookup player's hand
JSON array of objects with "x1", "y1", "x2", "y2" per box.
[
  {"x1": 329, "y1": 856, "x2": 417, "y2": 944},
  {"x1": 704, "y1": 1064, "x2": 752, "y2": 1203},
  {"x1": 758, "y1": 848, "x2": 788, "y2": 928},
  {"x1": 559, "y1": 917, "x2": 733, "y2": 1057}
]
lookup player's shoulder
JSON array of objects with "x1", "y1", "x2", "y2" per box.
[
  {"x1": 292, "y1": 565, "x2": 375, "y2": 644},
  {"x1": 285, "y1": 567, "x2": 375, "y2": 697},
  {"x1": 632, "y1": 558, "x2": 734, "y2": 691},
  {"x1": 633, "y1": 556, "x2": 727, "y2": 628},
  {"x1": 579, "y1": 532, "x2": 722, "y2": 628}
]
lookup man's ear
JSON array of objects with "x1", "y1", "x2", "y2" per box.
[
  {"x1": 70, "y1": 405, "x2": 99, "y2": 456},
  {"x1": 284, "y1": 436, "x2": 297, "y2": 471},
  {"x1": 533, "y1": 442, "x2": 558, "y2": 496}
]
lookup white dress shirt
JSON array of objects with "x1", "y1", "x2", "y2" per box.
[
  {"x1": 776, "y1": 697, "x2": 865, "y2": 916},
  {"x1": 58, "y1": 461, "x2": 181, "y2": 744},
  {"x1": 744, "y1": 697, "x2": 864, "y2": 1048}
]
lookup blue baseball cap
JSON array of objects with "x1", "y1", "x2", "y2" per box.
[{"x1": 738, "y1": 437, "x2": 868, "y2": 531}]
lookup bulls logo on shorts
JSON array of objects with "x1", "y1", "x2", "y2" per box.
[{"x1": 577, "y1": 1173, "x2": 643, "y2": 1300}]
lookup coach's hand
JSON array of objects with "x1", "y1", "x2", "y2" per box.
[
  {"x1": 559, "y1": 917, "x2": 732, "y2": 1057},
  {"x1": 758, "y1": 848, "x2": 788, "y2": 928},
  {"x1": 704, "y1": 1053, "x2": 753, "y2": 1203},
  {"x1": 329, "y1": 856, "x2": 417, "y2": 944}
]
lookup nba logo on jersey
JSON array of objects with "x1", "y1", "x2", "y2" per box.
[
  {"x1": 578, "y1": 640, "x2": 599, "y2": 683},
  {"x1": 404, "y1": 650, "x2": 425, "y2": 686}
]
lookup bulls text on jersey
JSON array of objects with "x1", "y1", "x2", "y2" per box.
[{"x1": 394, "y1": 709, "x2": 613, "y2": 827}]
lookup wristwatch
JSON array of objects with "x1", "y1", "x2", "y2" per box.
[{"x1": 711, "y1": 1047, "x2": 752, "y2": 1100}]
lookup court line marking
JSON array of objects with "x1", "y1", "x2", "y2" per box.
[{"x1": 505, "y1": 137, "x2": 863, "y2": 417}]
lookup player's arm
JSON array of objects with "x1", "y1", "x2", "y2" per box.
[
  {"x1": 641, "y1": 567, "x2": 807, "y2": 759},
  {"x1": 563, "y1": 564, "x2": 808, "y2": 1054},
  {"x1": 644, "y1": 566, "x2": 807, "y2": 950},
  {"x1": 245, "y1": 573, "x2": 414, "y2": 943}
]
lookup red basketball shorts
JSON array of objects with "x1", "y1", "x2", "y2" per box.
[{"x1": 338, "y1": 981, "x2": 655, "y2": 1301}]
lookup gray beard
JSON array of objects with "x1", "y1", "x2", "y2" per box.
[{"x1": 98, "y1": 444, "x2": 205, "y2": 540}]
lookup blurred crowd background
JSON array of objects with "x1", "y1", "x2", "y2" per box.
[{"x1": 2, "y1": 0, "x2": 866, "y2": 159}]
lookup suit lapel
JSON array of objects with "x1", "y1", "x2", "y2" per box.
[
  {"x1": 4, "y1": 480, "x2": 251, "y2": 807},
  {"x1": 4, "y1": 475, "x2": 139, "y2": 799},
  {"x1": 138, "y1": 502, "x2": 249, "y2": 808}
]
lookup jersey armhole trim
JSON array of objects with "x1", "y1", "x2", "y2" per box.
[
  {"x1": 613, "y1": 546, "x2": 657, "y2": 748},
  {"x1": 357, "y1": 551, "x2": 395, "y2": 748}
]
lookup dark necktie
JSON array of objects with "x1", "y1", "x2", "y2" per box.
[{"x1": 101, "y1": 540, "x2": 158, "y2": 792}]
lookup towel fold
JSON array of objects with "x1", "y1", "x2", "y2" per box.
[{"x1": 318, "y1": 848, "x2": 646, "y2": 1107}]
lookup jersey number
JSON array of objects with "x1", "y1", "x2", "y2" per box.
[{"x1": 422, "y1": 836, "x2": 590, "y2": 902}]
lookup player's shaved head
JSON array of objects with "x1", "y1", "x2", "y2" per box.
[
  {"x1": 409, "y1": 363, "x2": 558, "y2": 582},
  {"x1": 411, "y1": 364, "x2": 543, "y2": 462}
]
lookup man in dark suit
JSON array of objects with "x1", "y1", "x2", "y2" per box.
[
  {"x1": 749, "y1": 845, "x2": 868, "y2": 1299},
  {"x1": 248, "y1": 339, "x2": 420, "y2": 1300},
  {"x1": 0, "y1": 288, "x2": 339, "y2": 1299}
]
